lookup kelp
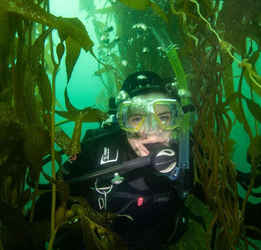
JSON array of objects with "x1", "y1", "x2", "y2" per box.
[
  {"x1": 2, "y1": 0, "x2": 94, "y2": 53},
  {"x1": 69, "y1": 196, "x2": 129, "y2": 250},
  {"x1": 170, "y1": 196, "x2": 211, "y2": 250},
  {"x1": 64, "y1": 35, "x2": 82, "y2": 83},
  {"x1": 56, "y1": 85, "x2": 108, "y2": 122},
  {"x1": 0, "y1": 200, "x2": 51, "y2": 249},
  {"x1": 55, "y1": 86, "x2": 108, "y2": 155},
  {"x1": 173, "y1": 0, "x2": 261, "y2": 249},
  {"x1": 0, "y1": 0, "x2": 113, "y2": 249}
]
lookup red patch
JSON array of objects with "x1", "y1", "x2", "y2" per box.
[{"x1": 137, "y1": 197, "x2": 144, "y2": 206}]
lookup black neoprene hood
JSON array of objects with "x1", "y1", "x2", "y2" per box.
[{"x1": 121, "y1": 71, "x2": 166, "y2": 98}]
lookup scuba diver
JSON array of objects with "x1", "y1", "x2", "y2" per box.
[{"x1": 31, "y1": 71, "x2": 261, "y2": 250}]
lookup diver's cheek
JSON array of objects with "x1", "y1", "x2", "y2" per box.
[{"x1": 156, "y1": 130, "x2": 173, "y2": 146}]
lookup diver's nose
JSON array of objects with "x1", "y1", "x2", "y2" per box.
[
  {"x1": 139, "y1": 115, "x2": 162, "y2": 135},
  {"x1": 148, "y1": 115, "x2": 157, "y2": 131}
]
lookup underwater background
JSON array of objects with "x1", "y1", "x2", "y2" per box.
[{"x1": 0, "y1": 0, "x2": 261, "y2": 249}]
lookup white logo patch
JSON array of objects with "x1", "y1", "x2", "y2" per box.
[{"x1": 100, "y1": 147, "x2": 119, "y2": 165}]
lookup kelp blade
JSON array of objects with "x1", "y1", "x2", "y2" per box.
[{"x1": 4, "y1": 0, "x2": 94, "y2": 52}]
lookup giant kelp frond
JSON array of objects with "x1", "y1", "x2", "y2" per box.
[
  {"x1": 3, "y1": 0, "x2": 95, "y2": 86},
  {"x1": 2, "y1": 0, "x2": 94, "y2": 53},
  {"x1": 23, "y1": 124, "x2": 51, "y2": 171},
  {"x1": 56, "y1": 107, "x2": 109, "y2": 123},
  {"x1": 80, "y1": 210, "x2": 127, "y2": 250},
  {"x1": 68, "y1": 196, "x2": 128, "y2": 250},
  {"x1": 55, "y1": 86, "x2": 108, "y2": 156},
  {"x1": 23, "y1": 28, "x2": 53, "y2": 124},
  {"x1": 56, "y1": 85, "x2": 108, "y2": 123},
  {"x1": 64, "y1": 35, "x2": 81, "y2": 84},
  {"x1": 36, "y1": 63, "x2": 52, "y2": 113}
]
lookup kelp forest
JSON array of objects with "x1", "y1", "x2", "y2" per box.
[{"x1": 0, "y1": 0, "x2": 261, "y2": 249}]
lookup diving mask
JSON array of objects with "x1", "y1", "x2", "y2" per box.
[{"x1": 117, "y1": 98, "x2": 182, "y2": 132}]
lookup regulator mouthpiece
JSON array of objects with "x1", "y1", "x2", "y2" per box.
[{"x1": 149, "y1": 144, "x2": 178, "y2": 178}]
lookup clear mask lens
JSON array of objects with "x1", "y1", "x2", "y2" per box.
[{"x1": 117, "y1": 98, "x2": 182, "y2": 132}]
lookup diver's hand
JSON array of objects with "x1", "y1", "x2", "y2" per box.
[{"x1": 127, "y1": 135, "x2": 171, "y2": 157}]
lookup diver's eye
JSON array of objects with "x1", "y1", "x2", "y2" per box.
[
  {"x1": 158, "y1": 113, "x2": 171, "y2": 125},
  {"x1": 128, "y1": 115, "x2": 143, "y2": 126}
]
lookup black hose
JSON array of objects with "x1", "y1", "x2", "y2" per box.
[{"x1": 65, "y1": 156, "x2": 150, "y2": 184}]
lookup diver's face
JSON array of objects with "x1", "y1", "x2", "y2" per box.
[
  {"x1": 125, "y1": 93, "x2": 175, "y2": 156},
  {"x1": 127, "y1": 93, "x2": 172, "y2": 136},
  {"x1": 133, "y1": 101, "x2": 172, "y2": 137}
]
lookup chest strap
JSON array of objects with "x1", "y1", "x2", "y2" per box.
[{"x1": 113, "y1": 191, "x2": 171, "y2": 214}]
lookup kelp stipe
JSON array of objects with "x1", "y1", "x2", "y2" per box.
[{"x1": 153, "y1": 28, "x2": 191, "y2": 200}]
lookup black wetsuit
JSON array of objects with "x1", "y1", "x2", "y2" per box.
[
  {"x1": 59, "y1": 127, "x2": 195, "y2": 249},
  {"x1": 32, "y1": 126, "x2": 261, "y2": 250}
]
